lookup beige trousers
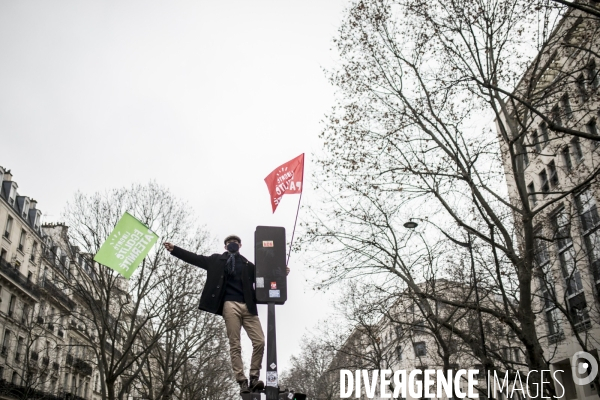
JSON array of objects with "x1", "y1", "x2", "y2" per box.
[{"x1": 222, "y1": 301, "x2": 265, "y2": 382}]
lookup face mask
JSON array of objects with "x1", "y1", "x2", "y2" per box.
[{"x1": 227, "y1": 242, "x2": 240, "y2": 253}]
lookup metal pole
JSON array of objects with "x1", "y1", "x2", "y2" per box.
[
  {"x1": 266, "y1": 302, "x2": 278, "y2": 400},
  {"x1": 469, "y1": 234, "x2": 492, "y2": 399}
]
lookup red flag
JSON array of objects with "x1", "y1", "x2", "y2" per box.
[{"x1": 264, "y1": 153, "x2": 304, "y2": 213}]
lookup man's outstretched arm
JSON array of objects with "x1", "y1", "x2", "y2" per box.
[{"x1": 164, "y1": 242, "x2": 209, "y2": 270}]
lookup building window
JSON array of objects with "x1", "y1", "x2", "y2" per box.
[
  {"x1": 2, "y1": 330, "x2": 11, "y2": 355},
  {"x1": 548, "y1": 161, "x2": 559, "y2": 188},
  {"x1": 396, "y1": 346, "x2": 403, "y2": 361},
  {"x1": 577, "y1": 189, "x2": 600, "y2": 233},
  {"x1": 534, "y1": 232, "x2": 551, "y2": 271},
  {"x1": 571, "y1": 137, "x2": 584, "y2": 163},
  {"x1": 11, "y1": 371, "x2": 18, "y2": 385},
  {"x1": 395, "y1": 324, "x2": 403, "y2": 338},
  {"x1": 30, "y1": 241, "x2": 37, "y2": 262},
  {"x1": 34, "y1": 211, "x2": 41, "y2": 231},
  {"x1": 4, "y1": 216, "x2": 13, "y2": 239},
  {"x1": 540, "y1": 270, "x2": 563, "y2": 341},
  {"x1": 576, "y1": 189, "x2": 600, "y2": 283},
  {"x1": 588, "y1": 60, "x2": 598, "y2": 89},
  {"x1": 539, "y1": 123, "x2": 550, "y2": 147},
  {"x1": 7, "y1": 184, "x2": 16, "y2": 206},
  {"x1": 22, "y1": 199, "x2": 30, "y2": 219},
  {"x1": 568, "y1": 293, "x2": 591, "y2": 332},
  {"x1": 539, "y1": 169, "x2": 550, "y2": 196},
  {"x1": 15, "y1": 336, "x2": 23, "y2": 363},
  {"x1": 532, "y1": 131, "x2": 542, "y2": 153},
  {"x1": 561, "y1": 94, "x2": 572, "y2": 117},
  {"x1": 587, "y1": 119, "x2": 598, "y2": 136},
  {"x1": 586, "y1": 119, "x2": 599, "y2": 148},
  {"x1": 527, "y1": 183, "x2": 537, "y2": 208},
  {"x1": 8, "y1": 295, "x2": 16, "y2": 317},
  {"x1": 577, "y1": 74, "x2": 588, "y2": 102},
  {"x1": 533, "y1": 231, "x2": 563, "y2": 343},
  {"x1": 18, "y1": 230, "x2": 26, "y2": 252},
  {"x1": 414, "y1": 342, "x2": 426, "y2": 357},
  {"x1": 552, "y1": 209, "x2": 583, "y2": 296},
  {"x1": 551, "y1": 106, "x2": 562, "y2": 127},
  {"x1": 22, "y1": 304, "x2": 29, "y2": 324},
  {"x1": 562, "y1": 146, "x2": 573, "y2": 171}
]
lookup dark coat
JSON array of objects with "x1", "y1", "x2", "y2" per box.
[{"x1": 170, "y1": 246, "x2": 258, "y2": 316}]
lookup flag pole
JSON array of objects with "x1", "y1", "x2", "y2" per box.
[
  {"x1": 286, "y1": 190, "x2": 302, "y2": 266},
  {"x1": 286, "y1": 154, "x2": 305, "y2": 265}
]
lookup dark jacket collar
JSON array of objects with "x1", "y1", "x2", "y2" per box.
[{"x1": 219, "y1": 252, "x2": 248, "y2": 263}]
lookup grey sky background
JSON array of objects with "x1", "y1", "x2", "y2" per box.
[{"x1": 0, "y1": 0, "x2": 347, "y2": 374}]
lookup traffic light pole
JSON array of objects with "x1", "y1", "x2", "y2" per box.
[{"x1": 266, "y1": 302, "x2": 278, "y2": 400}]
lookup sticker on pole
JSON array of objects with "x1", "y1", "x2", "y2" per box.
[
  {"x1": 256, "y1": 277, "x2": 264, "y2": 288},
  {"x1": 266, "y1": 371, "x2": 278, "y2": 387},
  {"x1": 93, "y1": 212, "x2": 158, "y2": 279},
  {"x1": 269, "y1": 290, "x2": 280, "y2": 298}
]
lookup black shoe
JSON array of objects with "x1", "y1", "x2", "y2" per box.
[
  {"x1": 249, "y1": 375, "x2": 265, "y2": 392},
  {"x1": 239, "y1": 379, "x2": 250, "y2": 394}
]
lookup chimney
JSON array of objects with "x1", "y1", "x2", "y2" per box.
[
  {"x1": 3, "y1": 169, "x2": 12, "y2": 181},
  {"x1": 29, "y1": 199, "x2": 37, "y2": 209}
]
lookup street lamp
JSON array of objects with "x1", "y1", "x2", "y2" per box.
[
  {"x1": 404, "y1": 219, "x2": 492, "y2": 399},
  {"x1": 403, "y1": 220, "x2": 419, "y2": 229}
]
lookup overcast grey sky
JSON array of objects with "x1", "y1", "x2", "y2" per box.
[{"x1": 0, "y1": 0, "x2": 347, "y2": 374}]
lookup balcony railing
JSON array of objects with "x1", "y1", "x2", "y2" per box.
[
  {"x1": 73, "y1": 358, "x2": 93, "y2": 376},
  {"x1": 548, "y1": 331, "x2": 565, "y2": 344},
  {"x1": 0, "y1": 379, "x2": 70, "y2": 400},
  {"x1": 41, "y1": 280, "x2": 75, "y2": 310},
  {"x1": 64, "y1": 392, "x2": 86, "y2": 400},
  {"x1": 104, "y1": 341, "x2": 123, "y2": 359},
  {"x1": 0, "y1": 258, "x2": 40, "y2": 299},
  {"x1": 574, "y1": 319, "x2": 592, "y2": 333}
]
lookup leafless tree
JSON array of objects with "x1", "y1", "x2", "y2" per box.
[
  {"x1": 280, "y1": 333, "x2": 340, "y2": 400},
  {"x1": 55, "y1": 182, "x2": 220, "y2": 400},
  {"x1": 300, "y1": 0, "x2": 600, "y2": 397},
  {"x1": 132, "y1": 258, "x2": 235, "y2": 400}
]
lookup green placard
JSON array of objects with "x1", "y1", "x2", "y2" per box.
[{"x1": 93, "y1": 212, "x2": 158, "y2": 279}]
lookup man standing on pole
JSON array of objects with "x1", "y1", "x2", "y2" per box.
[{"x1": 164, "y1": 235, "x2": 288, "y2": 394}]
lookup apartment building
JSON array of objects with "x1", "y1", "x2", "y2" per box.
[
  {"x1": 0, "y1": 167, "x2": 125, "y2": 400},
  {"x1": 496, "y1": 5, "x2": 600, "y2": 400},
  {"x1": 330, "y1": 281, "x2": 526, "y2": 400}
]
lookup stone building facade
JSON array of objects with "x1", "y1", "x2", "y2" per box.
[
  {"x1": 497, "y1": 5, "x2": 600, "y2": 400},
  {"x1": 0, "y1": 166, "x2": 124, "y2": 400}
]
